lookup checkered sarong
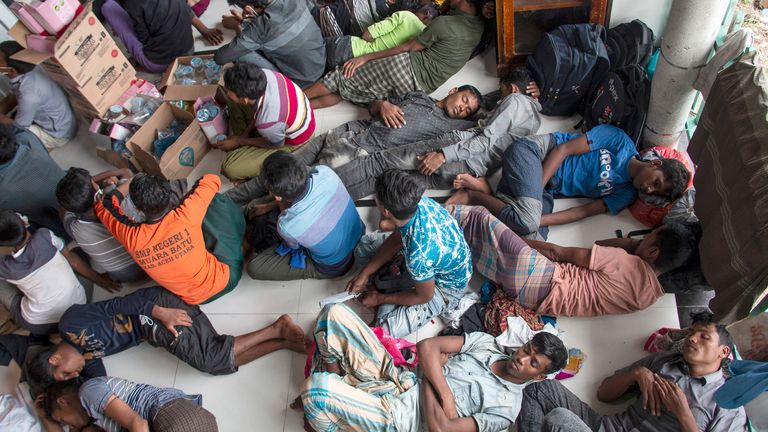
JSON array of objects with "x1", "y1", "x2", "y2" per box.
[
  {"x1": 320, "y1": 52, "x2": 421, "y2": 105},
  {"x1": 152, "y1": 398, "x2": 218, "y2": 432},
  {"x1": 447, "y1": 205, "x2": 555, "y2": 309}
]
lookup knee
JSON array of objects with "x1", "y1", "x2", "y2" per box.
[{"x1": 542, "y1": 408, "x2": 576, "y2": 430}]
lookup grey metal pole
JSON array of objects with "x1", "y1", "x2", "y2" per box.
[{"x1": 643, "y1": 0, "x2": 729, "y2": 148}]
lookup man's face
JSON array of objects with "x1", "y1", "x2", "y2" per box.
[
  {"x1": 633, "y1": 162, "x2": 671, "y2": 197},
  {"x1": 682, "y1": 322, "x2": 728, "y2": 366},
  {"x1": 500, "y1": 82, "x2": 519, "y2": 99},
  {"x1": 634, "y1": 227, "x2": 660, "y2": 265},
  {"x1": 503, "y1": 342, "x2": 552, "y2": 381},
  {"x1": 442, "y1": 89, "x2": 479, "y2": 119},
  {"x1": 51, "y1": 396, "x2": 90, "y2": 429},
  {"x1": 225, "y1": 88, "x2": 246, "y2": 105},
  {"x1": 50, "y1": 345, "x2": 86, "y2": 382},
  {"x1": 415, "y1": 11, "x2": 432, "y2": 25}
]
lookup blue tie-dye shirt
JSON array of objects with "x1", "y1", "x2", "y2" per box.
[{"x1": 399, "y1": 197, "x2": 472, "y2": 296}]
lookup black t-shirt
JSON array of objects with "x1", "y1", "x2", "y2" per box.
[{"x1": 120, "y1": 0, "x2": 193, "y2": 64}]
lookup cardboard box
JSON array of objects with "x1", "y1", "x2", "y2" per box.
[
  {"x1": 9, "y1": 2, "x2": 136, "y2": 119},
  {"x1": 160, "y1": 54, "x2": 223, "y2": 101},
  {"x1": 128, "y1": 102, "x2": 210, "y2": 180}
]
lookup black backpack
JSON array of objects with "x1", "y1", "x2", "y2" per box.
[
  {"x1": 605, "y1": 19, "x2": 655, "y2": 70},
  {"x1": 526, "y1": 23, "x2": 611, "y2": 117},
  {"x1": 582, "y1": 64, "x2": 650, "y2": 145}
]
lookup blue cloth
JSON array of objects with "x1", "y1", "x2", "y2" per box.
[
  {"x1": 277, "y1": 166, "x2": 364, "y2": 274},
  {"x1": 715, "y1": 360, "x2": 768, "y2": 409},
  {"x1": 275, "y1": 242, "x2": 307, "y2": 269},
  {"x1": 399, "y1": 197, "x2": 472, "y2": 295},
  {"x1": 550, "y1": 125, "x2": 639, "y2": 215}
]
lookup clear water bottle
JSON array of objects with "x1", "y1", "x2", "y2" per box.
[
  {"x1": 106, "y1": 105, "x2": 125, "y2": 123},
  {"x1": 196, "y1": 108, "x2": 210, "y2": 122}
]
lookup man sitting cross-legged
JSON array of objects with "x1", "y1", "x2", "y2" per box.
[
  {"x1": 447, "y1": 124, "x2": 691, "y2": 239},
  {"x1": 246, "y1": 152, "x2": 364, "y2": 280},
  {"x1": 518, "y1": 312, "x2": 747, "y2": 431},
  {"x1": 334, "y1": 67, "x2": 542, "y2": 200},
  {"x1": 448, "y1": 205, "x2": 696, "y2": 317},
  {"x1": 26, "y1": 287, "x2": 306, "y2": 389},
  {"x1": 300, "y1": 303, "x2": 568, "y2": 432},
  {"x1": 346, "y1": 169, "x2": 472, "y2": 338},
  {"x1": 224, "y1": 85, "x2": 482, "y2": 207},
  {"x1": 95, "y1": 173, "x2": 245, "y2": 305},
  {"x1": 41, "y1": 377, "x2": 219, "y2": 432}
]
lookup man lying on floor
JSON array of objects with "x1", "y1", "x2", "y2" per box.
[
  {"x1": 446, "y1": 124, "x2": 691, "y2": 239},
  {"x1": 518, "y1": 312, "x2": 747, "y2": 432},
  {"x1": 224, "y1": 84, "x2": 482, "y2": 207},
  {"x1": 448, "y1": 205, "x2": 696, "y2": 317},
  {"x1": 26, "y1": 287, "x2": 306, "y2": 390},
  {"x1": 300, "y1": 303, "x2": 568, "y2": 432}
]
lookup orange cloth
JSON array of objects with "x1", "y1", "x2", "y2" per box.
[
  {"x1": 537, "y1": 245, "x2": 663, "y2": 317},
  {"x1": 95, "y1": 174, "x2": 230, "y2": 304}
]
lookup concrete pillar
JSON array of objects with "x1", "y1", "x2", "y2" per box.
[{"x1": 643, "y1": 0, "x2": 729, "y2": 148}]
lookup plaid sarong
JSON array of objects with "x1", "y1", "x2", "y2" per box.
[
  {"x1": 447, "y1": 205, "x2": 555, "y2": 309},
  {"x1": 152, "y1": 398, "x2": 219, "y2": 432},
  {"x1": 320, "y1": 52, "x2": 421, "y2": 105}
]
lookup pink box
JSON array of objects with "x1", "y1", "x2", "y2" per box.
[
  {"x1": 193, "y1": 96, "x2": 227, "y2": 144},
  {"x1": 26, "y1": 0, "x2": 79, "y2": 35},
  {"x1": 25, "y1": 34, "x2": 56, "y2": 54},
  {"x1": 10, "y1": 2, "x2": 47, "y2": 35}
]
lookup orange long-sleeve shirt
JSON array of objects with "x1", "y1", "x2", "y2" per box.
[{"x1": 95, "y1": 174, "x2": 230, "y2": 304}]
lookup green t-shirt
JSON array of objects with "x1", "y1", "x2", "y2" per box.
[
  {"x1": 350, "y1": 11, "x2": 426, "y2": 57},
  {"x1": 409, "y1": 10, "x2": 484, "y2": 93}
]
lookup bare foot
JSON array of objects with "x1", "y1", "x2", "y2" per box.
[
  {"x1": 453, "y1": 174, "x2": 492, "y2": 194},
  {"x1": 445, "y1": 189, "x2": 471, "y2": 205},
  {"x1": 379, "y1": 218, "x2": 396, "y2": 232},
  {"x1": 290, "y1": 395, "x2": 303, "y2": 411},
  {"x1": 286, "y1": 338, "x2": 309, "y2": 354},
  {"x1": 276, "y1": 314, "x2": 305, "y2": 342}
]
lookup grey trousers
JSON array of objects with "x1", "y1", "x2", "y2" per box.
[{"x1": 518, "y1": 380, "x2": 603, "y2": 432}]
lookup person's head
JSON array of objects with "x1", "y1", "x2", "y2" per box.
[
  {"x1": 0, "y1": 124, "x2": 18, "y2": 164},
  {"x1": 440, "y1": 85, "x2": 482, "y2": 119},
  {"x1": 223, "y1": 63, "x2": 267, "y2": 106},
  {"x1": 227, "y1": 0, "x2": 272, "y2": 15},
  {"x1": 502, "y1": 333, "x2": 568, "y2": 383},
  {"x1": 683, "y1": 311, "x2": 733, "y2": 372},
  {"x1": 632, "y1": 158, "x2": 690, "y2": 201},
  {"x1": 0, "y1": 210, "x2": 27, "y2": 256},
  {"x1": 500, "y1": 66, "x2": 533, "y2": 98},
  {"x1": 129, "y1": 173, "x2": 172, "y2": 220},
  {"x1": 44, "y1": 380, "x2": 90, "y2": 429},
  {"x1": 28, "y1": 343, "x2": 86, "y2": 386},
  {"x1": 634, "y1": 223, "x2": 696, "y2": 274},
  {"x1": 374, "y1": 169, "x2": 425, "y2": 224},
  {"x1": 259, "y1": 151, "x2": 309, "y2": 202},
  {"x1": 56, "y1": 167, "x2": 97, "y2": 215},
  {"x1": 0, "y1": 40, "x2": 35, "y2": 78},
  {"x1": 414, "y1": 3, "x2": 439, "y2": 25}
]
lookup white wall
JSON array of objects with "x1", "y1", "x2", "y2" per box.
[{"x1": 609, "y1": 0, "x2": 673, "y2": 43}]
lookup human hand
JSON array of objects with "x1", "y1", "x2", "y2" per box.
[
  {"x1": 342, "y1": 56, "x2": 368, "y2": 78},
  {"x1": 152, "y1": 306, "x2": 193, "y2": 337},
  {"x1": 361, "y1": 30, "x2": 374, "y2": 42},
  {"x1": 655, "y1": 375, "x2": 691, "y2": 419},
  {"x1": 212, "y1": 137, "x2": 241, "y2": 152},
  {"x1": 526, "y1": 81, "x2": 541, "y2": 99},
  {"x1": 201, "y1": 27, "x2": 225, "y2": 45},
  {"x1": 222, "y1": 14, "x2": 242, "y2": 30},
  {"x1": 346, "y1": 272, "x2": 369, "y2": 294},
  {"x1": 417, "y1": 152, "x2": 446, "y2": 176},
  {"x1": 97, "y1": 273, "x2": 122, "y2": 293},
  {"x1": 634, "y1": 367, "x2": 662, "y2": 416},
  {"x1": 379, "y1": 101, "x2": 406, "y2": 128},
  {"x1": 0, "y1": 114, "x2": 15, "y2": 125},
  {"x1": 99, "y1": 175, "x2": 120, "y2": 188},
  {"x1": 481, "y1": 2, "x2": 495, "y2": 19},
  {"x1": 360, "y1": 290, "x2": 382, "y2": 308},
  {"x1": 247, "y1": 201, "x2": 276, "y2": 218}
]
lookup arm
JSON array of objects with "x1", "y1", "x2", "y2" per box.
[
  {"x1": 539, "y1": 199, "x2": 608, "y2": 227},
  {"x1": 342, "y1": 38, "x2": 426, "y2": 77},
  {"x1": 654, "y1": 377, "x2": 699, "y2": 432},
  {"x1": 346, "y1": 231, "x2": 402, "y2": 293},
  {"x1": 417, "y1": 335, "x2": 465, "y2": 419},
  {"x1": 369, "y1": 100, "x2": 406, "y2": 128},
  {"x1": 92, "y1": 168, "x2": 133, "y2": 188},
  {"x1": 103, "y1": 395, "x2": 150, "y2": 432},
  {"x1": 364, "y1": 278, "x2": 436, "y2": 307},
  {"x1": 594, "y1": 237, "x2": 641, "y2": 253},
  {"x1": 174, "y1": 174, "x2": 221, "y2": 223},
  {"x1": 215, "y1": 135, "x2": 283, "y2": 152},
  {"x1": 365, "y1": 13, "x2": 402, "y2": 40},
  {"x1": 61, "y1": 248, "x2": 121, "y2": 293},
  {"x1": 541, "y1": 135, "x2": 590, "y2": 188},
  {"x1": 422, "y1": 380, "x2": 478, "y2": 432},
  {"x1": 523, "y1": 239, "x2": 591, "y2": 268},
  {"x1": 598, "y1": 366, "x2": 663, "y2": 416},
  {"x1": 191, "y1": 16, "x2": 224, "y2": 45}
]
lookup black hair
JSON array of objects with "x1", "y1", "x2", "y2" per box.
[
  {"x1": 226, "y1": 0, "x2": 271, "y2": 9},
  {"x1": 56, "y1": 168, "x2": 95, "y2": 215},
  {"x1": 224, "y1": 63, "x2": 268, "y2": 101},
  {"x1": 259, "y1": 152, "x2": 309, "y2": 201},
  {"x1": 415, "y1": 3, "x2": 439, "y2": 20},
  {"x1": 0, "y1": 209, "x2": 25, "y2": 247},
  {"x1": 0, "y1": 41, "x2": 35, "y2": 74},
  {"x1": 27, "y1": 346, "x2": 57, "y2": 393},
  {"x1": 657, "y1": 158, "x2": 691, "y2": 201},
  {"x1": 501, "y1": 66, "x2": 533, "y2": 94},
  {"x1": 374, "y1": 169, "x2": 425, "y2": 220},
  {"x1": 652, "y1": 222, "x2": 696, "y2": 274},
  {"x1": 129, "y1": 173, "x2": 172, "y2": 219},
  {"x1": 455, "y1": 84, "x2": 484, "y2": 110},
  {"x1": 0, "y1": 124, "x2": 18, "y2": 164},
  {"x1": 43, "y1": 379, "x2": 81, "y2": 418},
  {"x1": 530, "y1": 332, "x2": 568, "y2": 374},
  {"x1": 690, "y1": 311, "x2": 734, "y2": 352},
  {"x1": 390, "y1": 0, "x2": 422, "y2": 13}
]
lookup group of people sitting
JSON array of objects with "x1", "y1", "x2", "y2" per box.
[{"x1": 0, "y1": 0, "x2": 749, "y2": 431}]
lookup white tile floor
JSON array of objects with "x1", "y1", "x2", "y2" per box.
[{"x1": 26, "y1": 6, "x2": 681, "y2": 430}]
